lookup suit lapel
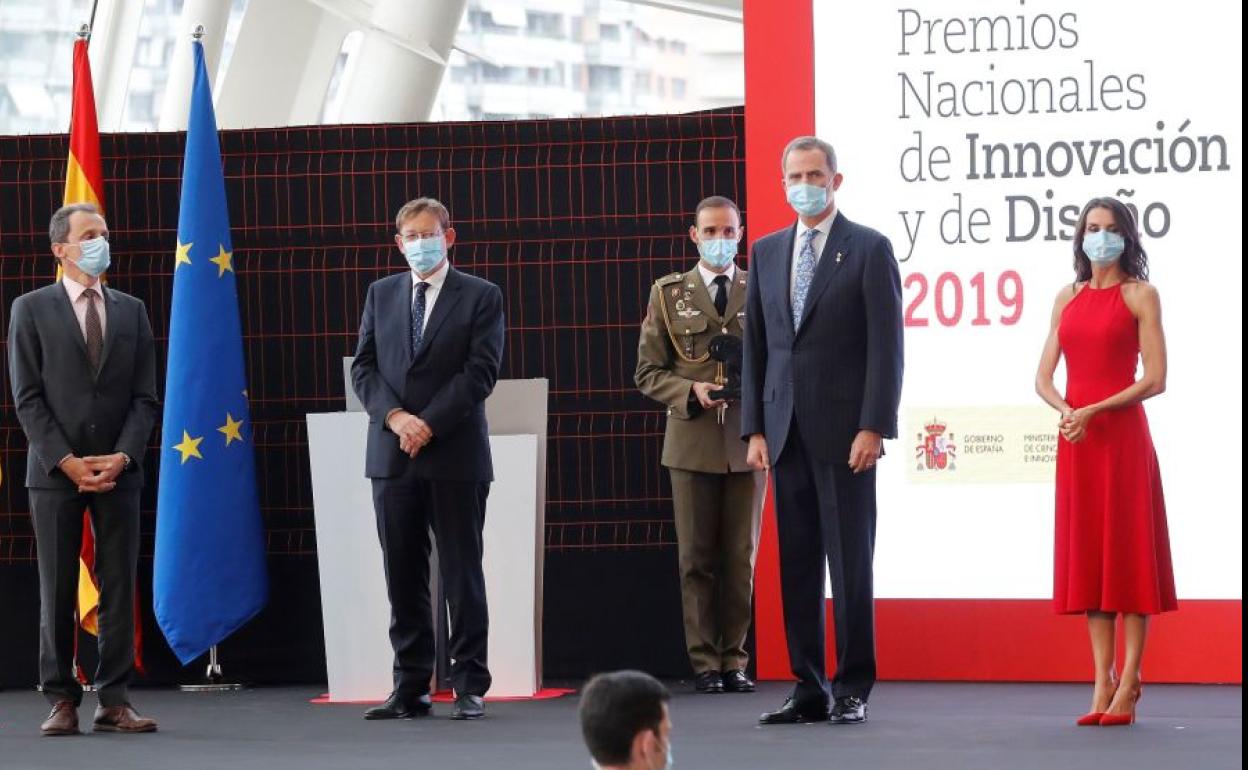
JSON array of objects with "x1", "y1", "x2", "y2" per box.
[
  {"x1": 797, "y1": 212, "x2": 852, "y2": 332},
  {"x1": 412, "y1": 268, "x2": 462, "y2": 363},
  {"x1": 96, "y1": 286, "x2": 122, "y2": 375},
  {"x1": 773, "y1": 225, "x2": 798, "y2": 336},
  {"x1": 49, "y1": 284, "x2": 91, "y2": 365},
  {"x1": 391, "y1": 273, "x2": 415, "y2": 368}
]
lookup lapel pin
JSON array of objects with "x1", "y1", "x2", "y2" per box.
[{"x1": 836, "y1": 251, "x2": 844, "y2": 263}]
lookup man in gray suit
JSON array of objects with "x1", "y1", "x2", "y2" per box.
[
  {"x1": 742, "y1": 137, "x2": 904, "y2": 726},
  {"x1": 7, "y1": 203, "x2": 159, "y2": 735}
]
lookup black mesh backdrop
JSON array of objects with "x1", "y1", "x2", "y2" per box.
[{"x1": 0, "y1": 110, "x2": 745, "y2": 685}]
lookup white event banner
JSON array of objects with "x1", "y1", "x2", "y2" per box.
[{"x1": 812, "y1": 0, "x2": 1242, "y2": 599}]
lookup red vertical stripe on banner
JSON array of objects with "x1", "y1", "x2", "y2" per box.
[
  {"x1": 742, "y1": 0, "x2": 1241, "y2": 684},
  {"x1": 743, "y1": 0, "x2": 815, "y2": 682}
]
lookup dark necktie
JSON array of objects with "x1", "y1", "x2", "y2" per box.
[
  {"x1": 83, "y1": 287, "x2": 103, "y2": 371},
  {"x1": 411, "y1": 281, "x2": 430, "y2": 355},
  {"x1": 713, "y1": 274, "x2": 729, "y2": 318}
]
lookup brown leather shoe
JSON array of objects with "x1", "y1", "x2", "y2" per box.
[
  {"x1": 92, "y1": 704, "x2": 158, "y2": 733},
  {"x1": 41, "y1": 701, "x2": 80, "y2": 736}
]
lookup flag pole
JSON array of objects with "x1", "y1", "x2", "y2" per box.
[
  {"x1": 171, "y1": 23, "x2": 249, "y2": 694},
  {"x1": 72, "y1": 18, "x2": 97, "y2": 695},
  {"x1": 179, "y1": 645, "x2": 244, "y2": 692}
]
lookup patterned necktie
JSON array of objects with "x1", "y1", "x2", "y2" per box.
[
  {"x1": 411, "y1": 281, "x2": 430, "y2": 355},
  {"x1": 713, "y1": 274, "x2": 729, "y2": 317},
  {"x1": 792, "y1": 228, "x2": 819, "y2": 329},
  {"x1": 83, "y1": 287, "x2": 103, "y2": 371}
]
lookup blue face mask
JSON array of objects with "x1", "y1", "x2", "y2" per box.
[
  {"x1": 786, "y1": 183, "x2": 829, "y2": 217},
  {"x1": 403, "y1": 235, "x2": 446, "y2": 274},
  {"x1": 74, "y1": 236, "x2": 111, "y2": 277},
  {"x1": 697, "y1": 238, "x2": 738, "y2": 269},
  {"x1": 1082, "y1": 230, "x2": 1125, "y2": 266}
]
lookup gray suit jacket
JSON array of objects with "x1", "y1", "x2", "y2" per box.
[
  {"x1": 741, "y1": 212, "x2": 904, "y2": 464},
  {"x1": 7, "y1": 282, "x2": 159, "y2": 489}
]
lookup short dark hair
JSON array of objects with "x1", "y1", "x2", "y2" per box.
[
  {"x1": 579, "y1": 671, "x2": 670, "y2": 766},
  {"x1": 694, "y1": 195, "x2": 740, "y2": 224},
  {"x1": 395, "y1": 197, "x2": 450, "y2": 232},
  {"x1": 49, "y1": 202, "x2": 102, "y2": 244},
  {"x1": 781, "y1": 136, "x2": 837, "y2": 176}
]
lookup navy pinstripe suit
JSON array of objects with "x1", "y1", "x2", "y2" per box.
[{"x1": 741, "y1": 210, "x2": 903, "y2": 704}]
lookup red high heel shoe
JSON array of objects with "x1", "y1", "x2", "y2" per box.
[
  {"x1": 1099, "y1": 685, "x2": 1142, "y2": 726},
  {"x1": 1076, "y1": 680, "x2": 1117, "y2": 726}
]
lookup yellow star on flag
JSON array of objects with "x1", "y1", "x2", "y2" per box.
[
  {"x1": 210, "y1": 245, "x2": 234, "y2": 277},
  {"x1": 218, "y1": 413, "x2": 245, "y2": 446},
  {"x1": 175, "y1": 240, "x2": 193, "y2": 269},
  {"x1": 173, "y1": 430, "x2": 204, "y2": 464}
]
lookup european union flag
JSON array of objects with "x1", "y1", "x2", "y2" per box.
[{"x1": 154, "y1": 40, "x2": 267, "y2": 664}]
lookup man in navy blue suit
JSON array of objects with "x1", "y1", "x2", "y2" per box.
[
  {"x1": 741, "y1": 137, "x2": 903, "y2": 726},
  {"x1": 351, "y1": 198, "x2": 504, "y2": 721}
]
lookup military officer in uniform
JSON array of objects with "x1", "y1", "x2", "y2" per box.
[{"x1": 635, "y1": 196, "x2": 762, "y2": 695}]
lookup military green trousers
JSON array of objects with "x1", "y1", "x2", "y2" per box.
[{"x1": 668, "y1": 468, "x2": 762, "y2": 674}]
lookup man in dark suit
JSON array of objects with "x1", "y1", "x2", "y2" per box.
[
  {"x1": 7, "y1": 203, "x2": 159, "y2": 735},
  {"x1": 741, "y1": 137, "x2": 903, "y2": 725},
  {"x1": 351, "y1": 197, "x2": 504, "y2": 721}
]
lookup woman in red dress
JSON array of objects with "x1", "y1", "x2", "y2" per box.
[{"x1": 1035, "y1": 197, "x2": 1177, "y2": 727}]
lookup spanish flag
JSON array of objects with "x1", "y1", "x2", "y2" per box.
[
  {"x1": 63, "y1": 33, "x2": 105, "y2": 643},
  {"x1": 64, "y1": 35, "x2": 103, "y2": 208},
  {"x1": 61, "y1": 29, "x2": 145, "y2": 674}
]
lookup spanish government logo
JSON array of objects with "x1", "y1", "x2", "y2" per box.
[{"x1": 915, "y1": 417, "x2": 957, "y2": 472}]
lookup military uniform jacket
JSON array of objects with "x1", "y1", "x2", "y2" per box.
[{"x1": 635, "y1": 264, "x2": 751, "y2": 474}]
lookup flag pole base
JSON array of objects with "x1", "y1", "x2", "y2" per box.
[{"x1": 179, "y1": 645, "x2": 246, "y2": 692}]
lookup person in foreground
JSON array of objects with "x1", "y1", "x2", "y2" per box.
[
  {"x1": 7, "y1": 203, "x2": 160, "y2": 735},
  {"x1": 1035, "y1": 197, "x2": 1176, "y2": 727},
  {"x1": 635, "y1": 195, "x2": 761, "y2": 695},
  {"x1": 740, "y1": 136, "x2": 904, "y2": 725},
  {"x1": 352, "y1": 197, "x2": 505, "y2": 720},
  {"x1": 579, "y1": 671, "x2": 673, "y2": 770}
]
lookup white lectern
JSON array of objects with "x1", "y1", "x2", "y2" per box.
[{"x1": 308, "y1": 372, "x2": 547, "y2": 700}]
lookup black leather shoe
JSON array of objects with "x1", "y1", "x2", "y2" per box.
[
  {"x1": 451, "y1": 693, "x2": 485, "y2": 720},
  {"x1": 758, "y1": 697, "x2": 830, "y2": 725},
  {"x1": 722, "y1": 669, "x2": 755, "y2": 693},
  {"x1": 363, "y1": 692, "x2": 432, "y2": 720},
  {"x1": 694, "y1": 671, "x2": 724, "y2": 694},
  {"x1": 829, "y1": 695, "x2": 867, "y2": 724}
]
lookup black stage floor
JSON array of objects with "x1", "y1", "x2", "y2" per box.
[{"x1": 0, "y1": 682, "x2": 1240, "y2": 770}]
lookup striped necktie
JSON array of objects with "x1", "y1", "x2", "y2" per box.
[{"x1": 83, "y1": 287, "x2": 103, "y2": 371}]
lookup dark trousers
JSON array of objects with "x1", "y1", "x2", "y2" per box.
[
  {"x1": 669, "y1": 469, "x2": 761, "y2": 674},
  {"x1": 372, "y1": 465, "x2": 491, "y2": 699},
  {"x1": 29, "y1": 487, "x2": 140, "y2": 708},
  {"x1": 772, "y1": 421, "x2": 878, "y2": 705}
]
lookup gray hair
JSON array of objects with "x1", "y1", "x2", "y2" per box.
[
  {"x1": 395, "y1": 197, "x2": 450, "y2": 232},
  {"x1": 49, "y1": 202, "x2": 102, "y2": 244},
  {"x1": 780, "y1": 136, "x2": 838, "y2": 176}
]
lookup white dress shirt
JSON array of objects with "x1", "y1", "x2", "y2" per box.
[
  {"x1": 62, "y1": 274, "x2": 107, "y2": 339},
  {"x1": 790, "y1": 209, "x2": 838, "y2": 302},
  {"x1": 410, "y1": 258, "x2": 450, "y2": 336},
  {"x1": 697, "y1": 261, "x2": 737, "y2": 307}
]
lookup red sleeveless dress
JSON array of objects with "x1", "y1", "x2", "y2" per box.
[{"x1": 1053, "y1": 284, "x2": 1177, "y2": 615}]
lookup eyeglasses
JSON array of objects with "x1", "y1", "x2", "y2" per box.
[{"x1": 397, "y1": 231, "x2": 442, "y2": 242}]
